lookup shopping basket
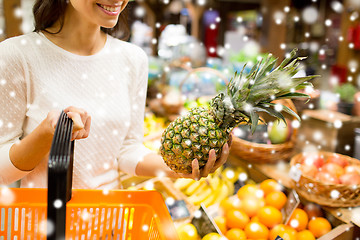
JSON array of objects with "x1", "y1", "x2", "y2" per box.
[{"x1": 0, "y1": 111, "x2": 179, "y2": 240}]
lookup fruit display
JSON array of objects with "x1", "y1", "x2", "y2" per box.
[
  {"x1": 173, "y1": 166, "x2": 247, "y2": 207},
  {"x1": 290, "y1": 151, "x2": 360, "y2": 207},
  {"x1": 160, "y1": 48, "x2": 318, "y2": 174},
  {"x1": 144, "y1": 112, "x2": 167, "y2": 137},
  {"x1": 205, "y1": 179, "x2": 335, "y2": 240},
  {"x1": 296, "y1": 151, "x2": 360, "y2": 185},
  {"x1": 119, "y1": 165, "x2": 345, "y2": 240}
]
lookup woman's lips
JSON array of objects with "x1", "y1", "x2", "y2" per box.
[{"x1": 96, "y1": 2, "x2": 123, "y2": 16}]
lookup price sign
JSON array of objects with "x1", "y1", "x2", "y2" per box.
[
  {"x1": 282, "y1": 190, "x2": 301, "y2": 225},
  {"x1": 289, "y1": 165, "x2": 302, "y2": 182},
  {"x1": 166, "y1": 200, "x2": 190, "y2": 220},
  {"x1": 191, "y1": 204, "x2": 222, "y2": 238}
]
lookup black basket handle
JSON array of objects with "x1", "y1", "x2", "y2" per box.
[{"x1": 47, "y1": 110, "x2": 74, "y2": 240}]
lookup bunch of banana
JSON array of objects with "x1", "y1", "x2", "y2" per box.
[
  {"x1": 144, "y1": 113, "x2": 166, "y2": 137},
  {"x1": 143, "y1": 113, "x2": 167, "y2": 151},
  {"x1": 173, "y1": 167, "x2": 238, "y2": 207}
]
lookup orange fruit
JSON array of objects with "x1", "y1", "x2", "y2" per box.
[
  {"x1": 296, "y1": 230, "x2": 316, "y2": 240},
  {"x1": 176, "y1": 223, "x2": 200, "y2": 240},
  {"x1": 237, "y1": 184, "x2": 263, "y2": 200},
  {"x1": 259, "y1": 179, "x2": 282, "y2": 196},
  {"x1": 220, "y1": 197, "x2": 242, "y2": 213},
  {"x1": 225, "y1": 209, "x2": 250, "y2": 229},
  {"x1": 257, "y1": 206, "x2": 282, "y2": 228},
  {"x1": 283, "y1": 226, "x2": 297, "y2": 240},
  {"x1": 251, "y1": 216, "x2": 260, "y2": 222},
  {"x1": 269, "y1": 224, "x2": 297, "y2": 240},
  {"x1": 225, "y1": 228, "x2": 247, "y2": 240},
  {"x1": 265, "y1": 191, "x2": 287, "y2": 210},
  {"x1": 287, "y1": 208, "x2": 308, "y2": 231},
  {"x1": 202, "y1": 232, "x2": 222, "y2": 240},
  {"x1": 307, "y1": 217, "x2": 332, "y2": 238},
  {"x1": 269, "y1": 224, "x2": 287, "y2": 240},
  {"x1": 244, "y1": 222, "x2": 269, "y2": 239},
  {"x1": 213, "y1": 215, "x2": 227, "y2": 234},
  {"x1": 240, "y1": 197, "x2": 265, "y2": 217}
]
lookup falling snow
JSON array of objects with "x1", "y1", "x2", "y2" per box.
[
  {"x1": 53, "y1": 199, "x2": 63, "y2": 208},
  {"x1": 142, "y1": 224, "x2": 149, "y2": 231}
]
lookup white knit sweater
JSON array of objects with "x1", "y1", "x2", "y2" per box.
[{"x1": 0, "y1": 32, "x2": 152, "y2": 189}]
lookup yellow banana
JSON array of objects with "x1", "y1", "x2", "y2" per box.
[
  {"x1": 191, "y1": 180, "x2": 209, "y2": 196},
  {"x1": 213, "y1": 181, "x2": 230, "y2": 205},
  {"x1": 185, "y1": 178, "x2": 206, "y2": 196},
  {"x1": 223, "y1": 178, "x2": 235, "y2": 196},
  {"x1": 187, "y1": 184, "x2": 213, "y2": 205},
  {"x1": 202, "y1": 178, "x2": 223, "y2": 207},
  {"x1": 174, "y1": 178, "x2": 196, "y2": 191},
  {"x1": 201, "y1": 190, "x2": 217, "y2": 207},
  {"x1": 208, "y1": 175, "x2": 221, "y2": 190},
  {"x1": 213, "y1": 165, "x2": 224, "y2": 176}
]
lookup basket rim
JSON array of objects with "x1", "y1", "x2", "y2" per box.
[{"x1": 232, "y1": 134, "x2": 295, "y2": 149}]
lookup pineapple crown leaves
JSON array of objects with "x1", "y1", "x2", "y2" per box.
[{"x1": 211, "y1": 48, "x2": 320, "y2": 133}]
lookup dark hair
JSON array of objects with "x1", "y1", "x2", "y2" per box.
[{"x1": 32, "y1": 0, "x2": 130, "y2": 40}]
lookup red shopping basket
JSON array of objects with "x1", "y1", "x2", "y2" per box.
[
  {"x1": 0, "y1": 111, "x2": 179, "y2": 240},
  {"x1": 0, "y1": 188, "x2": 179, "y2": 239}
]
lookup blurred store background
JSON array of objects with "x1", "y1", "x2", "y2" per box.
[
  {"x1": 2, "y1": 0, "x2": 360, "y2": 157},
  {"x1": 4, "y1": 2, "x2": 360, "y2": 236}
]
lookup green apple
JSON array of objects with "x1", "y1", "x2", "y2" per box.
[{"x1": 267, "y1": 119, "x2": 290, "y2": 144}]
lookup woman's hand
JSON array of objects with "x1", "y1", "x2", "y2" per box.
[
  {"x1": 46, "y1": 106, "x2": 91, "y2": 141},
  {"x1": 176, "y1": 134, "x2": 233, "y2": 180}
]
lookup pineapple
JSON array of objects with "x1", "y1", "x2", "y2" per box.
[{"x1": 160, "y1": 48, "x2": 318, "y2": 174}]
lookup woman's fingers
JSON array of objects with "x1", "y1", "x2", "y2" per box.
[
  {"x1": 45, "y1": 107, "x2": 90, "y2": 141},
  {"x1": 212, "y1": 143, "x2": 229, "y2": 171},
  {"x1": 47, "y1": 110, "x2": 61, "y2": 131},
  {"x1": 174, "y1": 141, "x2": 230, "y2": 180},
  {"x1": 64, "y1": 106, "x2": 91, "y2": 140},
  {"x1": 191, "y1": 159, "x2": 200, "y2": 180},
  {"x1": 201, "y1": 149, "x2": 216, "y2": 177},
  {"x1": 66, "y1": 111, "x2": 85, "y2": 131}
]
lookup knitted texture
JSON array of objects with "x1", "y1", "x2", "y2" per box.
[{"x1": 0, "y1": 32, "x2": 151, "y2": 189}]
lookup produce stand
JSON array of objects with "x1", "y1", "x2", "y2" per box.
[{"x1": 227, "y1": 154, "x2": 360, "y2": 228}]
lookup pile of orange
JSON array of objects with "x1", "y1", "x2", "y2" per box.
[{"x1": 215, "y1": 179, "x2": 332, "y2": 240}]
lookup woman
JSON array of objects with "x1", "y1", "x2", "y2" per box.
[{"x1": 0, "y1": 0, "x2": 229, "y2": 189}]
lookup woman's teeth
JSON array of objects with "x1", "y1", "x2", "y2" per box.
[{"x1": 99, "y1": 4, "x2": 121, "y2": 12}]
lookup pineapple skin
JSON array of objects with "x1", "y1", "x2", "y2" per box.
[{"x1": 160, "y1": 107, "x2": 229, "y2": 174}]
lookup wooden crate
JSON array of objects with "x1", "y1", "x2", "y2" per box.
[{"x1": 296, "y1": 109, "x2": 360, "y2": 157}]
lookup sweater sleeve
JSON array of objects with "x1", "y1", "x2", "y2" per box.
[
  {"x1": 117, "y1": 47, "x2": 153, "y2": 176},
  {"x1": 0, "y1": 40, "x2": 30, "y2": 185}
]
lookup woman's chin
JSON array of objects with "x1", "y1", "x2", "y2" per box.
[
  {"x1": 101, "y1": 20, "x2": 118, "y2": 29},
  {"x1": 101, "y1": 24, "x2": 117, "y2": 29}
]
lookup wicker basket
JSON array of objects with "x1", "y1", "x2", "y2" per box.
[
  {"x1": 230, "y1": 99, "x2": 298, "y2": 164},
  {"x1": 290, "y1": 151, "x2": 360, "y2": 207}
]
